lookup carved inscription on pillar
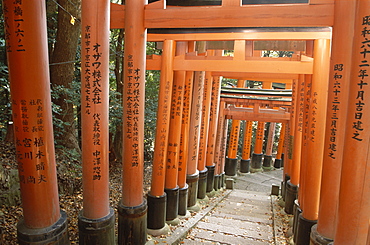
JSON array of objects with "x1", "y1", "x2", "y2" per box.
[
  {"x1": 3, "y1": 1, "x2": 26, "y2": 52},
  {"x1": 125, "y1": 54, "x2": 141, "y2": 168},
  {"x1": 327, "y1": 64, "x2": 343, "y2": 159},
  {"x1": 351, "y1": 15, "x2": 370, "y2": 142},
  {"x1": 13, "y1": 99, "x2": 47, "y2": 184}
]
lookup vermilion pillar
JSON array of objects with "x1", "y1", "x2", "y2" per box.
[
  {"x1": 293, "y1": 74, "x2": 312, "y2": 244},
  {"x1": 297, "y1": 41, "x2": 314, "y2": 212},
  {"x1": 285, "y1": 76, "x2": 304, "y2": 215},
  {"x1": 334, "y1": 1, "x2": 370, "y2": 243},
  {"x1": 119, "y1": 0, "x2": 147, "y2": 243},
  {"x1": 3, "y1": 0, "x2": 68, "y2": 243},
  {"x1": 219, "y1": 104, "x2": 229, "y2": 190},
  {"x1": 251, "y1": 121, "x2": 265, "y2": 172},
  {"x1": 274, "y1": 123, "x2": 285, "y2": 169},
  {"x1": 296, "y1": 39, "x2": 331, "y2": 245},
  {"x1": 147, "y1": 40, "x2": 175, "y2": 232},
  {"x1": 293, "y1": 41, "x2": 313, "y2": 241},
  {"x1": 310, "y1": 1, "x2": 355, "y2": 244},
  {"x1": 79, "y1": 1, "x2": 114, "y2": 243},
  {"x1": 177, "y1": 45, "x2": 194, "y2": 215},
  {"x1": 197, "y1": 71, "x2": 213, "y2": 199},
  {"x1": 186, "y1": 41, "x2": 205, "y2": 210},
  {"x1": 225, "y1": 79, "x2": 244, "y2": 176},
  {"x1": 186, "y1": 68, "x2": 204, "y2": 209},
  {"x1": 205, "y1": 75, "x2": 221, "y2": 193},
  {"x1": 240, "y1": 120, "x2": 253, "y2": 173},
  {"x1": 164, "y1": 41, "x2": 183, "y2": 224},
  {"x1": 283, "y1": 79, "x2": 296, "y2": 201},
  {"x1": 263, "y1": 122, "x2": 276, "y2": 170},
  {"x1": 214, "y1": 101, "x2": 227, "y2": 190}
]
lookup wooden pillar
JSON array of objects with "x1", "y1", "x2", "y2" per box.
[
  {"x1": 219, "y1": 105, "x2": 229, "y2": 189},
  {"x1": 251, "y1": 121, "x2": 265, "y2": 172},
  {"x1": 284, "y1": 77, "x2": 295, "y2": 186},
  {"x1": 293, "y1": 40, "x2": 314, "y2": 244},
  {"x1": 3, "y1": 0, "x2": 68, "y2": 243},
  {"x1": 284, "y1": 78, "x2": 297, "y2": 200},
  {"x1": 79, "y1": 1, "x2": 114, "y2": 243},
  {"x1": 285, "y1": 75, "x2": 304, "y2": 215},
  {"x1": 186, "y1": 41, "x2": 205, "y2": 209},
  {"x1": 310, "y1": 1, "x2": 356, "y2": 244},
  {"x1": 177, "y1": 42, "x2": 194, "y2": 215},
  {"x1": 334, "y1": 1, "x2": 370, "y2": 243},
  {"x1": 225, "y1": 79, "x2": 245, "y2": 176},
  {"x1": 240, "y1": 120, "x2": 253, "y2": 173},
  {"x1": 214, "y1": 101, "x2": 226, "y2": 190},
  {"x1": 293, "y1": 74, "x2": 313, "y2": 244},
  {"x1": 147, "y1": 40, "x2": 175, "y2": 231},
  {"x1": 119, "y1": 0, "x2": 147, "y2": 243},
  {"x1": 197, "y1": 70, "x2": 213, "y2": 199},
  {"x1": 296, "y1": 39, "x2": 331, "y2": 245},
  {"x1": 165, "y1": 67, "x2": 186, "y2": 221},
  {"x1": 274, "y1": 123, "x2": 286, "y2": 169},
  {"x1": 263, "y1": 122, "x2": 276, "y2": 170},
  {"x1": 164, "y1": 41, "x2": 183, "y2": 224},
  {"x1": 205, "y1": 75, "x2": 221, "y2": 193}
]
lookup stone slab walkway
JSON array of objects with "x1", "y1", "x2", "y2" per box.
[{"x1": 149, "y1": 169, "x2": 286, "y2": 245}]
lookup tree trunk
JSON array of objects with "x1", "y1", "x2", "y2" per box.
[
  {"x1": 112, "y1": 29, "x2": 124, "y2": 162},
  {"x1": 50, "y1": 0, "x2": 81, "y2": 152}
]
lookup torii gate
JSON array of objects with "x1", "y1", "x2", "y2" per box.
[{"x1": 3, "y1": 0, "x2": 370, "y2": 245}]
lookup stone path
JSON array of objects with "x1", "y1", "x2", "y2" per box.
[{"x1": 149, "y1": 169, "x2": 286, "y2": 245}]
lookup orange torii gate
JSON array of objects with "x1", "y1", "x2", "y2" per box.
[
  {"x1": 79, "y1": 1, "x2": 115, "y2": 244},
  {"x1": 3, "y1": 1, "x2": 69, "y2": 244},
  {"x1": 5, "y1": 0, "x2": 370, "y2": 244},
  {"x1": 110, "y1": 1, "x2": 368, "y2": 244}
]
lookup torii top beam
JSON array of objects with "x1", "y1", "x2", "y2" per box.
[{"x1": 110, "y1": 0, "x2": 334, "y2": 30}]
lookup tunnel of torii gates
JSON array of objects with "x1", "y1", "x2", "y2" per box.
[{"x1": 2, "y1": 0, "x2": 370, "y2": 244}]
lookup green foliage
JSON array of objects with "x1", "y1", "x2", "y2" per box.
[
  {"x1": 108, "y1": 79, "x2": 123, "y2": 136},
  {"x1": 0, "y1": 65, "x2": 10, "y2": 140},
  {"x1": 262, "y1": 50, "x2": 293, "y2": 58},
  {"x1": 0, "y1": 7, "x2": 11, "y2": 140},
  {"x1": 142, "y1": 42, "x2": 161, "y2": 161},
  {"x1": 144, "y1": 70, "x2": 160, "y2": 161},
  {"x1": 50, "y1": 76, "x2": 81, "y2": 145},
  {"x1": 221, "y1": 78, "x2": 237, "y2": 87}
]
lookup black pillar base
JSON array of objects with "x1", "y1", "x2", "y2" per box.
[
  {"x1": 263, "y1": 155, "x2": 273, "y2": 170},
  {"x1": 197, "y1": 168, "x2": 208, "y2": 199},
  {"x1": 186, "y1": 171, "x2": 199, "y2": 207},
  {"x1": 285, "y1": 181, "x2": 298, "y2": 214},
  {"x1": 282, "y1": 174, "x2": 290, "y2": 201},
  {"x1": 293, "y1": 199, "x2": 301, "y2": 234},
  {"x1": 310, "y1": 224, "x2": 334, "y2": 245},
  {"x1": 178, "y1": 184, "x2": 188, "y2": 216},
  {"x1": 220, "y1": 172, "x2": 225, "y2": 189},
  {"x1": 225, "y1": 157, "x2": 238, "y2": 176},
  {"x1": 214, "y1": 174, "x2": 220, "y2": 191},
  {"x1": 240, "y1": 159, "x2": 250, "y2": 173},
  {"x1": 147, "y1": 193, "x2": 166, "y2": 230},
  {"x1": 293, "y1": 200, "x2": 302, "y2": 243},
  {"x1": 78, "y1": 207, "x2": 115, "y2": 245},
  {"x1": 251, "y1": 153, "x2": 263, "y2": 172},
  {"x1": 165, "y1": 187, "x2": 179, "y2": 221},
  {"x1": 118, "y1": 200, "x2": 147, "y2": 245},
  {"x1": 296, "y1": 213, "x2": 317, "y2": 245},
  {"x1": 206, "y1": 165, "x2": 215, "y2": 193},
  {"x1": 281, "y1": 153, "x2": 285, "y2": 167},
  {"x1": 274, "y1": 158, "x2": 282, "y2": 169},
  {"x1": 17, "y1": 210, "x2": 69, "y2": 245}
]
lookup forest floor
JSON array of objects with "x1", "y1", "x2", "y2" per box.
[
  {"x1": 0, "y1": 142, "x2": 292, "y2": 244},
  {"x1": 0, "y1": 141, "x2": 153, "y2": 244}
]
